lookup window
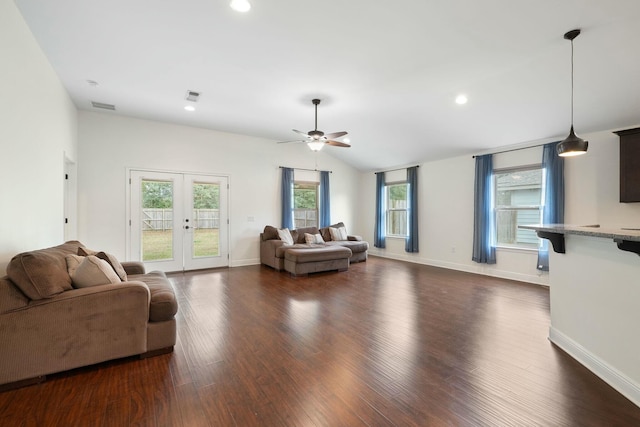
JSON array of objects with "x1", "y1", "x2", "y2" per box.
[
  {"x1": 293, "y1": 181, "x2": 318, "y2": 228},
  {"x1": 494, "y1": 166, "x2": 543, "y2": 249},
  {"x1": 386, "y1": 182, "x2": 408, "y2": 236}
]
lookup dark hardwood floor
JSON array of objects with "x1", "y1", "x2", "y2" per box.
[{"x1": 2, "y1": 256, "x2": 640, "y2": 426}]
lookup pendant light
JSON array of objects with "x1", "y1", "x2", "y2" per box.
[{"x1": 557, "y1": 29, "x2": 588, "y2": 157}]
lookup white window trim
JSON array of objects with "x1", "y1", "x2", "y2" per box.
[{"x1": 385, "y1": 180, "x2": 409, "y2": 238}]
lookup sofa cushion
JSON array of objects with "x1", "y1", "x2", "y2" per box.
[
  {"x1": 71, "y1": 256, "x2": 122, "y2": 288},
  {"x1": 277, "y1": 228, "x2": 294, "y2": 245},
  {"x1": 131, "y1": 272, "x2": 178, "y2": 322},
  {"x1": 6, "y1": 241, "x2": 83, "y2": 300},
  {"x1": 325, "y1": 240, "x2": 370, "y2": 254},
  {"x1": 262, "y1": 225, "x2": 279, "y2": 241},
  {"x1": 275, "y1": 243, "x2": 308, "y2": 258},
  {"x1": 284, "y1": 246, "x2": 352, "y2": 263},
  {"x1": 78, "y1": 247, "x2": 128, "y2": 281}
]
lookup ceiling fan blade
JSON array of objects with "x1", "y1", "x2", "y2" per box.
[
  {"x1": 324, "y1": 131, "x2": 348, "y2": 140},
  {"x1": 292, "y1": 129, "x2": 311, "y2": 138},
  {"x1": 327, "y1": 140, "x2": 351, "y2": 148},
  {"x1": 276, "y1": 139, "x2": 305, "y2": 144}
]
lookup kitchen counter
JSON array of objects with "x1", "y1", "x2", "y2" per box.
[{"x1": 518, "y1": 223, "x2": 640, "y2": 407}]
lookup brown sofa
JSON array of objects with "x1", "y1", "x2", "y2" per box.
[
  {"x1": 260, "y1": 223, "x2": 369, "y2": 274},
  {"x1": 0, "y1": 241, "x2": 177, "y2": 389}
]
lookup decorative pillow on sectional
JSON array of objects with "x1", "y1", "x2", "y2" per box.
[
  {"x1": 320, "y1": 222, "x2": 345, "y2": 241},
  {"x1": 71, "y1": 255, "x2": 122, "y2": 288},
  {"x1": 78, "y1": 247, "x2": 128, "y2": 281},
  {"x1": 295, "y1": 227, "x2": 319, "y2": 244},
  {"x1": 329, "y1": 226, "x2": 348, "y2": 241},
  {"x1": 304, "y1": 233, "x2": 325, "y2": 244},
  {"x1": 277, "y1": 228, "x2": 294, "y2": 245},
  {"x1": 65, "y1": 254, "x2": 84, "y2": 277}
]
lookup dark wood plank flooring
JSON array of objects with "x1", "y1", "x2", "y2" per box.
[{"x1": 2, "y1": 256, "x2": 640, "y2": 426}]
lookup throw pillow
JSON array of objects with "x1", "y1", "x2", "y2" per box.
[
  {"x1": 329, "y1": 226, "x2": 348, "y2": 241},
  {"x1": 277, "y1": 228, "x2": 294, "y2": 245},
  {"x1": 78, "y1": 247, "x2": 127, "y2": 281},
  {"x1": 65, "y1": 254, "x2": 84, "y2": 277},
  {"x1": 71, "y1": 256, "x2": 122, "y2": 288},
  {"x1": 304, "y1": 233, "x2": 325, "y2": 244}
]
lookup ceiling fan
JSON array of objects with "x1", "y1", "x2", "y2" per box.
[{"x1": 279, "y1": 99, "x2": 349, "y2": 151}]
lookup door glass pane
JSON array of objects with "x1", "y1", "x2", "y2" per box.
[
  {"x1": 141, "y1": 179, "x2": 173, "y2": 261},
  {"x1": 192, "y1": 182, "x2": 220, "y2": 257}
]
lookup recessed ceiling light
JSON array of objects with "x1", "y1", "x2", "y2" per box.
[
  {"x1": 343, "y1": 138, "x2": 351, "y2": 144},
  {"x1": 184, "y1": 105, "x2": 195, "y2": 112},
  {"x1": 455, "y1": 94, "x2": 468, "y2": 105},
  {"x1": 230, "y1": 0, "x2": 251, "y2": 12}
]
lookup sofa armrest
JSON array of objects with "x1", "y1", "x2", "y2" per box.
[
  {"x1": 0, "y1": 282, "x2": 150, "y2": 385},
  {"x1": 121, "y1": 261, "x2": 146, "y2": 275},
  {"x1": 347, "y1": 235, "x2": 363, "y2": 241},
  {"x1": 260, "y1": 238, "x2": 286, "y2": 269}
]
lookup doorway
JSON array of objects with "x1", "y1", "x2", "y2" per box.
[{"x1": 129, "y1": 170, "x2": 229, "y2": 272}]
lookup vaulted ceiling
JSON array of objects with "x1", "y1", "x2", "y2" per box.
[{"x1": 15, "y1": 0, "x2": 640, "y2": 171}]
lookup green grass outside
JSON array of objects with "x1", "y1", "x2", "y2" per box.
[{"x1": 142, "y1": 229, "x2": 219, "y2": 261}]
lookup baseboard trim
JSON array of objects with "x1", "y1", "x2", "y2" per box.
[
  {"x1": 549, "y1": 326, "x2": 640, "y2": 407},
  {"x1": 230, "y1": 258, "x2": 260, "y2": 267},
  {"x1": 369, "y1": 252, "x2": 548, "y2": 286}
]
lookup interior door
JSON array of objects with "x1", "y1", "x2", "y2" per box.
[{"x1": 129, "y1": 170, "x2": 229, "y2": 272}]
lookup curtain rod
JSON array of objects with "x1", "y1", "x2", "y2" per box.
[
  {"x1": 472, "y1": 141, "x2": 559, "y2": 158},
  {"x1": 374, "y1": 165, "x2": 419, "y2": 175},
  {"x1": 279, "y1": 166, "x2": 332, "y2": 173}
]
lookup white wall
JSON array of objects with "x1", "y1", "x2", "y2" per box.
[
  {"x1": 359, "y1": 126, "x2": 640, "y2": 285},
  {"x1": 77, "y1": 111, "x2": 360, "y2": 266},
  {"x1": 0, "y1": 1, "x2": 78, "y2": 272}
]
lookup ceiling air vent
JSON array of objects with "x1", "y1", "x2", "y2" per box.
[
  {"x1": 91, "y1": 101, "x2": 116, "y2": 110},
  {"x1": 185, "y1": 91, "x2": 200, "y2": 102}
]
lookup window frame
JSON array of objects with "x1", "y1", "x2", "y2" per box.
[
  {"x1": 385, "y1": 180, "x2": 409, "y2": 238},
  {"x1": 493, "y1": 164, "x2": 545, "y2": 251},
  {"x1": 293, "y1": 180, "x2": 319, "y2": 228}
]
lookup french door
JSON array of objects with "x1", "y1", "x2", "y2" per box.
[{"x1": 129, "y1": 170, "x2": 229, "y2": 272}]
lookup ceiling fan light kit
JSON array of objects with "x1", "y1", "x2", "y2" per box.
[
  {"x1": 557, "y1": 28, "x2": 588, "y2": 157},
  {"x1": 279, "y1": 98, "x2": 350, "y2": 151}
]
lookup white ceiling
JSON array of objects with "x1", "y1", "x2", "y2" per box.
[{"x1": 15, "y1": 0, "x2": 640, "y2": 171}]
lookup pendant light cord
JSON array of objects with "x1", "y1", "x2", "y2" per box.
[{"x1": 570, "y1": 38, "x2": 574, "y2": 127}]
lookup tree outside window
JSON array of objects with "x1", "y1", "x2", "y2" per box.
[
  {"x1": 293, "y1": 182, "x2": 318, "y2": 228},
  {"x1": 386, "y1": 183, "x2": 408, "y2": 236}
]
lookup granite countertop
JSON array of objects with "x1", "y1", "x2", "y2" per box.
[{"x1": 519, "y1": 224, "x2": 640, "y2": 242}]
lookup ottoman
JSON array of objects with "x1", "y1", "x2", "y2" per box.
[{"x1": 283, "y1": 245, "x2": 352, "y2": 276}]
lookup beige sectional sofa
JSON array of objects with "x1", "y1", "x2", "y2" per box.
[
  {"x1": 0, "y1": 241, "x2": 177, "y2": 389},
  {"x1": 260, "y1": 222, "x2": 369, "y2": 275}
]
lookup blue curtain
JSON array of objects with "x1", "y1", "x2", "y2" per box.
[
  {"x1": 281, "y1": 167, "x2": 294, "y2": 229},
  {"x1": 537, "y1": 142, "x2": 564, "y2": 271},
  {"x1": 374, "y1": 172, "x2": 386, "y2": 248},
  {"x1": 405, "y1": 166, "x2": 419, "y2": 253},
  {"x1": 472, "y1": 154, "x2": 496, "y2": 264},
  {"x1": 319, "y1": 171, "x2": 331, "y2": 227}
]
